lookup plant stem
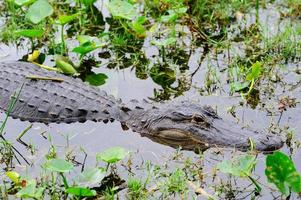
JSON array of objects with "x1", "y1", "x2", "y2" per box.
[
  {"x1": 26, "y1": 76, "x2": 64, "y2": 82},
  {"x1": 60, "y1": 173, "x2": 69, "y2": 189},
  {"x1": 255, "y1": 0, "x2": 259, "y2": 24},
  {"x1": 61, "y1": 25, "x2": 66, "y2": 55},
  {"x1": 248, "y1": 175, "x2": 262, "y2": 193},
  {"x1": 0, "y1": 83, "x2": 24, "y2": 136},
  {"x1": 16, "y1": 124, "x2": 33, "y2": 141}
]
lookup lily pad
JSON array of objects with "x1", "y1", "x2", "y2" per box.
[
  {"x1": 217, "y1": 155, "x2": 256, "y2": 177},
  {"x1": 150, "y1": 65, "x2": 176, "y2": 87},
  {"x1": 96, "y1": 147, "x2": 128, "y2": 164},
  {"x1": 44, "y1": 159, "x2": 74, "y2": 173},
  {"x1": 76, "y1": 168, "x2": 106, "y2": 187},
  {"x1": 26, "y1": 0, "x2": 53, "y2": 24},
  {"x1": 107, "y1": 0, "x2": 136, "y2": 20}
]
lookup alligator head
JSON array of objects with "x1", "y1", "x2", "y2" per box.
[{"x1": 126, "y1": 101, "x2": 284, "y2": 152}]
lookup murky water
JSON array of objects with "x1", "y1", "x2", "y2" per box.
[{"x1": 0, "y1": 2, "x2": 301, "y2": 199}]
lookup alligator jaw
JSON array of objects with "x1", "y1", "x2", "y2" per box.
[{"x1": 141, "y1": 129, "x2": 210, "y2": 152}]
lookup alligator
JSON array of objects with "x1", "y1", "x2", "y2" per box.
[{"x1": 0, "y1": 61, "x2": 284, "y2": 152}]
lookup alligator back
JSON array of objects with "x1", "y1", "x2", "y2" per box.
[{"x1": 0, "y1": 62, "x2": 118, "y2": 123}]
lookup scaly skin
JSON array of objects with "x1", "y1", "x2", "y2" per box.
[
  {"x1": 0, "y1": 61, "x2": 284, "y2": 152},
  {"x1": 0, "y1": 61, "x2": 123, "y2": 123}
]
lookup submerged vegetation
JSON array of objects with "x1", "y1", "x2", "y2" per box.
[{"x1": 0, "y1": 0, "x2": 300, "y2": 199}]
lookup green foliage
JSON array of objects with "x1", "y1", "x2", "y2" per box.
[
  {"x1": 14, "y1": 0, "x2": 35, "y2": 6},
  {"x1": 151, "y1": 37, "x2": 177, "y2": 47},
  {"x1": 66, "y1": 187, "x2": 97, "y2": 197},
  {"x1": 218, "y1": 154, "x2": 262, "y2": 193},
  {"x1": 164, "y1": 168, "x2": 187, "y2": 194},
  {"x1": 217, "y1": 155, "x2": 257, "y2": 177},
  {"x1": 265, "y1": 151, "x2": 301, "y2": 196},
  {"x1": 76, "y1": 167, "x2": 106, "y2": 187},
  {"x1": 231, "y1": 61, "x2": 263, "y2": 93},
  {"x1": 44, "y1": 158, "x2": 74, "y2": 173},
  {"x1": 150, "y1": 66, "x2": 176, "y2": 87},
  {"x1": 72, "y1": 42, "x2": 101, "y2": 57},
  {"x1": 55, "y1": 57, "x2": 77, "y2": 75},
  {"x1": 25, "y1": 0, "x2": 53, "y2": 24},
  {"x1": 189, "y1": 0, "x2": 255, "y2": 36},
  {"x1": 15, "y1": 29, "x2": 44, "y2": 38},
  {"x1": 246, "y1": 61, "x2": 262, "y2": 81},
  {"x1": 96, "y1": 147, "x2": 128, "y2": 164},
  {"x1": 161, "y1": 7, "x2": 187, "y2": 23},
  {"x1": 72, "y1": 35, "x2": 104, "y2": 59},
  {"x1": 57, "y1": 13, "x2": 79, "y2": 25},
  {"x1": 85, "y1": 73, "x2": 108, "y2": 86},
  {"x1": 16, "y1": 180, "x2": 45, "y2": 199},
  {"x1": 127, "y1": 177, "x2": 148, "y2": 199},
  {"x1": 265, "y1": 25, "x2": 301, "y2": 59},
  {"x1": 80, "y1": 0, "x2": 97, "y2": 7},
  {"x1": 5, "y1": 171, "x2": 20, "y2": 184},
  {"x1": 129, "y1": 16, "x2": 147, "y2": 38},
  {"x1": 107, "y1": 0, "x2": 136, "y2": 20}
]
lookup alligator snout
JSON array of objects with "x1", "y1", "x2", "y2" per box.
[
  {"x1": 254, "y1": 134, "x2": 284, "y2": 152},
  {"x1": 210, "y1": 120, "x2": 285, "y2": 152}
]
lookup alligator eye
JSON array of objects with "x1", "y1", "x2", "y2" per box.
[{"x1": 192, "y1": 115, "x2": 205, "y2": 123}]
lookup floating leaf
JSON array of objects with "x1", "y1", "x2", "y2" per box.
[
  {"x1": 96, "y1": 147, "x2": 128, "y2": 164},
  {"x1": 150, "y1": 65, "x2": 176, "y2": 87},
  {"x1": 265, "y1": 151, "x2": 301, "y2": 196},
  {"x1": 107, "y1": 0, "x2": 136, "y2": 20},
  {"x1": 85, "y1": 73, "x2": 108, "y2": 86},
  {"x1": 76, "y1": 168, "x2": 106, "y2": 187},
  {"x1": 15, "y1": 29, "x2": 44, "y2": 38},
  {"x1": 217, "y1": 155, "x2": 256, "y2": 177},
  {"x1": 66, "y1": 187, "x2": 96, "y2": 197},
  {"x1": 26, "y1": 0, "x2": 53, "y2": 24},
  {"x1": 44, "y1": 159, "x2": 74, "y2": 173}
]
